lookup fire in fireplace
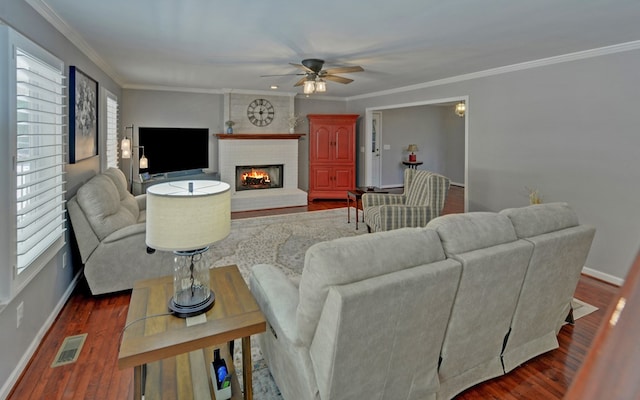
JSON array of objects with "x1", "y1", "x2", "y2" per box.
[{"x1": 236, "y1": 164, "x2": 284, "y2": 191}]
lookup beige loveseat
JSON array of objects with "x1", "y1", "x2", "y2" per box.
[
  {"x1": 249, "y1": 202, "x2": 595, "y2": 400},
  {"x1": 67, "y1": 168, "x2": 174, "y2": 294}
]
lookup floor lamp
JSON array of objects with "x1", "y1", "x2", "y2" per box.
[{"x1": 121, "y1": 124, "x2": 148, "y2": 193}]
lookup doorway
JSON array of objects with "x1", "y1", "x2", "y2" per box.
[
  {"x1": 363, "y1": 96, "x2": 469, "y2": 211},
  {"x1": 370, "y1": 112, "x2": 382, "y2": 188}
]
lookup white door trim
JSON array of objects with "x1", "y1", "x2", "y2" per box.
[{"x1": 363, "y1": 96, "x2": 469, "y2": 211}]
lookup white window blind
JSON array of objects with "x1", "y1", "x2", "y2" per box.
[
  {"x1": 15, "y1": 47, "x2": 66, "y2": 274},
  {"x1": 106, "y1": 94, "x2": 119, "y2": 168}
]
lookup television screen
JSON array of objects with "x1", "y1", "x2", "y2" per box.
[{"x1": 138, "y1": 127, "x2": 209, "y2": 175}]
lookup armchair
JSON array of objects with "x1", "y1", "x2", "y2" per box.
[
  {"x1": 362, "y1": 169, "x2": 450, "y2": 232},
  {"x1": 67, "y1": 168, "x2": 174, "y2": 294}
]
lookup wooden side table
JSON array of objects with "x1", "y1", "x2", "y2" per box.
[
  {"x1": 402, "y1": 160, "x2": 423, "y2": 169},
  {"x1": 118, "y1": 265, "x2": 266, "y2": 400},
  {"x1": 347, "y1": 188, "x2": 388, "y2": 230}
]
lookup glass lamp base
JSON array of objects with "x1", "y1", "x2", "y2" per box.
[{"x1": 168, "y1": 290, "x2": 215, "y2": 318}]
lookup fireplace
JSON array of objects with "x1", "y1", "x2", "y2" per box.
[{"x1": 235, "y1": 164, "x2": 284, "y2": 191}]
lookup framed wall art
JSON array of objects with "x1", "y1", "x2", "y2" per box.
[{"x1": 69, "y1": 66, "x2": 98, "y2": 163}]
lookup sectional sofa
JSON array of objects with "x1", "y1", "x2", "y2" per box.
[{"x1": 249, "y1": 202, "x2": 595, "y2": 400}]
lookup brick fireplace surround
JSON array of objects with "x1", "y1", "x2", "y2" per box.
[{"x1": 217, "y1": 134, "x2": 308, "y2": 212}]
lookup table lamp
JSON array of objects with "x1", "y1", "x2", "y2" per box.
[
  {"x1": 146, "y1": 180, "x2": 231, "y2": 318},
  {"x1": 407, "y1": 144, "x2": 418, "y2": 162}
]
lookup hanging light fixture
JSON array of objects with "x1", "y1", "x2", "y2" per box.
[
  {"x1": 139, "y1": 146, "x2": 148, "y2": 169},
  {"x1": 121, "y1": 137, "x2": 131, "y2": 159},
  {"x1": 315, "y1": 78, "x2": 326, "y2": 93},
  {"x1": 455, "y1": 102, "x2": 466, "y2": 117},
  {"x1": 303, "y1": 79, "x2": 316, "y2": 94}
]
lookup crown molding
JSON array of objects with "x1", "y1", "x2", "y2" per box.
[
  {"x1": 26, "y1": 0, "x2": 124, "y2": 86},
  {"x1": 346, "y1": 40, "x2": 640, "y2": 101}
]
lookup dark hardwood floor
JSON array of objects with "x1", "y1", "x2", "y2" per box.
[{"x1": 8, "y1": 185, "x2": 620, "y2": 399}]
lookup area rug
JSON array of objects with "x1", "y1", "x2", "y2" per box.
[
  {"x1": 214, "y1": 208, "x2": 363, "y2": 400},
  {"x1": 217, "y1": 209, "x2": 598, "y2": 400},
  {"x1": 571, "y1": 298, "x2": 599, "y2": 321},
  {"x1": 211, "y1": 208, "x2": 366, "y2": 285}
]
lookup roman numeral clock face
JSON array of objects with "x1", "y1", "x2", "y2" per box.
[{"x1": 247, "y1": 98, "x2": 275, "y2": 127}]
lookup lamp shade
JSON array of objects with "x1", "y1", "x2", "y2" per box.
[
  {"x1": 121, "y1": 137, "x2": 131, "y2": 159},
  {"x1": 303, "y1": 80, "x2": 315, "y2": 94},
  {"x1": 315, "y1": 79, "x2": 326, "y2": 93},
  {"x1": 146, "y1": 180, "x2": 231, "y2": 251},
  {"x1": 407, "y1": 144, "x2": 418, "y2": 153}
]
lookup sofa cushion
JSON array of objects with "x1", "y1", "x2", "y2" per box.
[
  {"x1": 427, "y1": 212, "x2": 518, "y2": 255},
  {"x1": 103, "y1": 167, "x2": 140, "y2": 220},
  {"x1": 76, "y1": 174, "x2": 137, "y2": 240},
  {"x1": 296, "y1": 227, "x2": 447, "y2": 346},
  {"x1": 499, "y1": 202, "x2": 579, "y2": 238}
]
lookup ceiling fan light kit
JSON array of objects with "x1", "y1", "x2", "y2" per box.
[{"x1": 263, "y1": 58, "x2": 363, "y2": 95}]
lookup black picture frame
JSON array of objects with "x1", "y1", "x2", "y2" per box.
[{"x1": 69, "y1": 66, "x2": 98, "y2": 163}]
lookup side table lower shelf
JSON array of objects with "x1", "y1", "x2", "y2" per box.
[{"x1": 141, "y1": 344, "x2": 242, "y2": 400}]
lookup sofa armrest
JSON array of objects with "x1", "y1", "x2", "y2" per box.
[
  {"x1": 250, "y1": 264, "x2": 301, "y2": 345},
  {"x1": 135, "y1": 194, "x2": 146, "y2": 211},
  {"x1": 378, "y1": 205, "x2": 437, "y2": 230},
  {"x1": 67, "y1": 196, "x2": 100, "y2": 264},
  {"x1": 361, "y1": 193, "x2": 406, "y2": 208},
  {"x1": 102, "y1": 223, "x2": 146, "y2": 244}
]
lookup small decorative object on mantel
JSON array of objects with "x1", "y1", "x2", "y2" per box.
[
  {"x1": 526, "y1": 186, "x2": 543, "y2": 204},
  {"x1": 287, "y1": 114, "x2": 302, "y2": 133},
  {"x1": 225, "y1": 120, "x2": 235, "y2": 134}
]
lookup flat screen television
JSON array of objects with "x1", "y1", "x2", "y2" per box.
[{"x1": 138, "y1": 127, "x2": 209, "y2": 175}]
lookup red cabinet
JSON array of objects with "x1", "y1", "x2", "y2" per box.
[{"x1": 308, "y1": 114, "x2": 359, "y2": 200}]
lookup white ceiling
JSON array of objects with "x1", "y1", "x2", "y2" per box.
[{"x1": 32, "y1": 0, "x2": 640, "y2": 98}]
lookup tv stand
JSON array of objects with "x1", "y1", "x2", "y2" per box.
[{"x1": 132, "y1": 171, "x2": 220, "y2": 195}]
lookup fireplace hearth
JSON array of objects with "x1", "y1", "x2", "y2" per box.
[{"x1": 236, "y1": 164, "x2": 284, "y2": 191}]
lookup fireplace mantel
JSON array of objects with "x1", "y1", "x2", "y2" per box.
[{"x1": 216, "y1": 133, "x2": 305, "y2": 140}]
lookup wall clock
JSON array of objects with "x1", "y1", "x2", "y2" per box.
[{"x1": 247, "y1": 98, "x2": 275, "y2": 127}]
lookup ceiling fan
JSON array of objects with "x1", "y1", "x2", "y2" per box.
[{"x1": 262, "y1": 58, "x2": 364, "y2": 92}]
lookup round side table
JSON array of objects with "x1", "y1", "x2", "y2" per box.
[{"x1": 402, "y1": 161, "x2": 423, "y2": 169}]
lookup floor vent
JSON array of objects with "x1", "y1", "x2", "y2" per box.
[{"x1": 51, "y1": 333, "x2": 87, "y2": 368}]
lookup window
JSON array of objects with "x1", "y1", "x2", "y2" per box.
[
  {"x1": 6, "y1": 27, "x2": 66, "y2": 298},
  {"x1": 105, "y1": 91, "x2": 119, "y2": 169}
]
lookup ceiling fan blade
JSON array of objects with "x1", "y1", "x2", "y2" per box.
[
  {"x1": 324, "y1": 75, "x2": 354, "y2": 84},
  {"x1": 294, "y1": 76, "x2": 308, "y2": 87},
  {"x1": 260, "y1": 73, "x2": 305, "y2": 77},
  {"x1": 290, "y1": 63, "x2": 314, "y2": 73},
  {"x1": 323, "y1": 65, "x2": 364, "y2": 75}
]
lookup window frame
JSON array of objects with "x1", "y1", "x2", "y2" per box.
[
  {"x1": 1, "y1": 25, "x2": 67, "y2": 302},
  {"x1": 102, "y1": 89, "x2": 119, "y2": 171}
]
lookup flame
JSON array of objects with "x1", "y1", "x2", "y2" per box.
[{"x1": 241, "y1": 169, "x2": 271, "y2": 183}]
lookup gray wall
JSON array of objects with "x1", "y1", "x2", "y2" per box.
[
  {"x1": 121, "y1": 89, "x2": 224, "y2": 179},
  {"x1": 0, "y1": 0, "x2": 122, "y2": 395},
  {"x1": 120, "y1": 92, "x2": 347, "y2": 192},
  {"x1": 374, "y1": 105, "x2": 465, "y2": 186},
  {"x1": 347, "y1": 49, "x2": 640, "y2": 282}
]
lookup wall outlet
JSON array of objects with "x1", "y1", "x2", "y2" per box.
[
  {"x1": 17, "y1": 301, "x2": 24, "y2": 328},
  {"x1": 62, "y1": 252, "x2": 67, "y2": 269}
]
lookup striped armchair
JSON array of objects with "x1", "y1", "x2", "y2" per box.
[{"x1": 362, "y1": 169, "x2": 450, "y2": 232}]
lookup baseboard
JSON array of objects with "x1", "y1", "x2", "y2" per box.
[
  {"x1": 0, "y1": 271, "x2": 82, "y2": 400},
  {"x1": 582, "y1": 266, "x2": 624, "y2": 286}
]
